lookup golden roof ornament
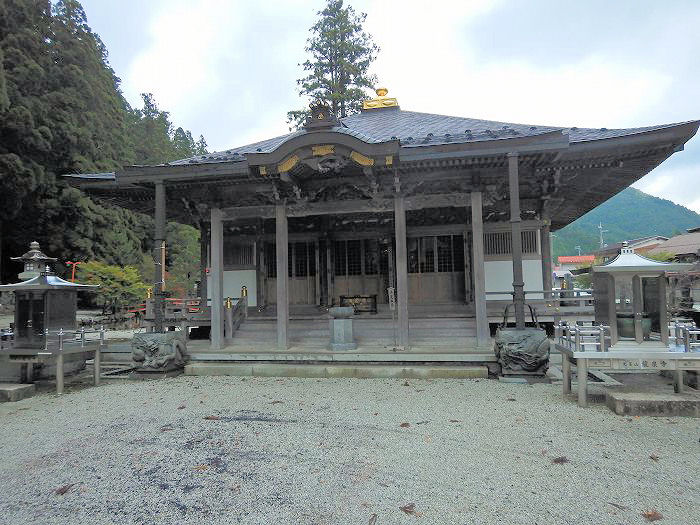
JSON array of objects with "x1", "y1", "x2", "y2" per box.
[
  {"x1": 363, "y1": 87, "x2": 399, "y2": 110},
  {"x1": 304, "y1": 99, "x2": 339, "y2": 130}
]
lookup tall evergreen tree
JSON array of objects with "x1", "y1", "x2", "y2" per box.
[
  {"x1": 0, "y1": 0, "x2": 53, "y2": 277},
  {"x1": 287, "y1": 0, "x2": 378, "y2": 129},
  {"x1": 0, "y1": 0, "x2": 207, "y2": 283}
]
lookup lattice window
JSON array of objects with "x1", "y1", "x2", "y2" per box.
[
  {"x1": 334, "y1": 241, "x2": 347, "y2": 276},
  {"x1": 308, "y1": 243, "x2": 316, "y2": 276},
  {"x1": 347, "y1": 240, "x2": 362, "y2": 275},
  {"x1": 379, "y1": 241, "x2": 390, "y2": 276},
  {"x1": 265, "y1": 242, "x2": 276, "y2": 278},
  {"x1": 484, "y1": 231, "x2": 538, "y2": 256},
  {"x1": 522, "y1": 230, "x2": 538, "y2": 253},
  {"x1": 453, "y1": 234, "x2": 465, "y2": 271},
  {"x1": 437, "y1": 236, "x2": 453, "y2": 272},
  {"x1": 484, "y1": 231, "x2": 511, "y2": 256},
  {"x1": 224, "y1": 241, "x2": 254, "y2": 268},
  {"x1": 364, "y1": 239, "x2": 379, "y2": 275},
  {"x1": 294, "y1": 242, "x2": 306, "y2": 277},
  {"x1": 420, "y1": 238, "x2": 435, "y2": 273},
  {"x1": 407, "y1": 237, "x2": 419, "y2": 273}
]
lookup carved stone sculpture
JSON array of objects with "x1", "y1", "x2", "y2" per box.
[
  {"x1": 494, "y1": 327, "x2": 549, "y2": 375},
  {"x1": 131, "y1": 332, "x2": 186, "y2": 372}
]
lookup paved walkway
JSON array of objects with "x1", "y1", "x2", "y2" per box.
[{"x1": 0, "y1": 376, "x2": 696, "y2": 524}]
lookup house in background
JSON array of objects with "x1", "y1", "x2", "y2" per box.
[
  {"x1": 648, "y1": 227, "x2": 700, "y2": 262},
  {"x1": 553, "y1": 255, "x2": 595, "y2": 288},
  {"x1": 595, "y1": 236, "x2": 668, "y2": 261}
]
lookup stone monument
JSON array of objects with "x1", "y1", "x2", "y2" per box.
[
  {"x1": 494, "y1": 327, "x2": 549, "y2": 375},
  {"x1": 328, "y1": 306, "x2": 357, "y2": 351},
  {"x1": 131, "y1": 332, "x2": 186, "y2": 372}
]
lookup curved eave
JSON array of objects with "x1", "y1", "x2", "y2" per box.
[
  {"x1": 245, "y1": 129, "x2": 400, "y2": 167},
  {"x1": 567, "y1": 120, "x2": 699, "y2": 154},
  {"x1": 0, "y1": 274, "x2": 99, "y2": 291},
  {"x1": 592, "y1": 262, "x2": 693, "y2": 273},
  {"x1": 398, "y1": 129, "x2": 569, "y2": 162}
]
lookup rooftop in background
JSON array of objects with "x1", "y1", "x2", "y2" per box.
[
  {"x1": 594, "y1": 235, "x2": 669, "y2": 258},
  {"x1": 593, "y1": 244, "x2": 690, "y2": 273},
  {"x1": 558, "y1": 255, "x2": 595, "y2": 265},
  {"x1": 648, "y1": 228, "x2": 700, "y2": 260}
]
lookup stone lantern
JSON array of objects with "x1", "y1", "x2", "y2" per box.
[
  {"x1": 592, "y1": 243, "x2": 692, "y2": 348},
  {"x1": 0, "y1": 243, "x2": 97, "y2": 381},
  {"x1": 10, "y1": 241, "x2": 57, "y2": 281}
]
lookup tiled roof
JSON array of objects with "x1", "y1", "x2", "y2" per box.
[
  {"x1": 558, "y1": 255, "x2": 596, "y2": 264},
  {"x1": 595, "y1": 236, "x2": 668, "y2": 254},
  {"x1": 649, "y1": 231, "x2": 700, "y2": 256},
  {"x1": 169, "y1": 108, "x2": 694, "y2": 166}
]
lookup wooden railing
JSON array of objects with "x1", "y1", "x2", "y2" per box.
[
  {"x1": 486, "y1": 289, "x2": 594, "y2": 324},
  {"x1": 143, "y1": 288, "x2": 249, "y2": 341},
  {"x1": 225, "y1": 295, "x2": 248, "y2": 344},
  {"x1": 4, "y1": 327, "x2": 107, "y2": 394}
]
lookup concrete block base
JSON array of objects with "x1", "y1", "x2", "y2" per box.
[
  {"x1": 498, "y1": 376, "x2": 528, "y2": 384},
  {"x1": 329, "y1": 342, "x2": 358, "y2": 351},
  {"x1": 185, "y1": 362, "x2": 488, "y2": 380},
  {"x1": 0, "y1": 383, "x2": 36, "y2": 402},
  {"x1": 606, "y1": 391, "x2": 700, "y2": 417}
]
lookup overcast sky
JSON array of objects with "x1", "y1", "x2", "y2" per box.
[{"x1": 81, "y1": 0, "x2": 700, "y2": 211}]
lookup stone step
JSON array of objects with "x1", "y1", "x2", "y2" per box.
[
  {"x1": 185, "y1": 362, "x2": 489, "y2": 379},
  {"x1": 233, "y1": 331, "x2": 476, "y2": 342},
  {"x1": 606, "y1": 390, "x2": 700, "y2": 417},
  {"x1": 233, "y1": 329, "x2": 477, "y2": 338},
  {"x1": 242, "y1": 319, "x2": 476, "y2": 327},
  {"x1": 0, "y1": 383, "x2": 36, "y2": 402}
]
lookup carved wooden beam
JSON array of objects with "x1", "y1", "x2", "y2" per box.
[{"x1": 221, "y1": 192, "x2": 470, "y2": 220}]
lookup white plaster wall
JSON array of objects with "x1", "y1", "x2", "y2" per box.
[
  {"x1": 207, "y1": 270, "x2": 257, "y2": 307},
  {"x1": 484, "y1": 259, "x2": 544, "y2": 300}
]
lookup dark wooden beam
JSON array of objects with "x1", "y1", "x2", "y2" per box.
[{"x1": 220, "y1": 193, "x2": 470, "y2": 220}]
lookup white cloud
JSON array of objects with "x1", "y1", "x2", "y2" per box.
[
  {"x1": 633, "y1": 162, "x2": 700, "y2": 212},
  {"x1": 124, "y1": 0, "x2": 240, "y2": 116},
  {"x1": 364, "y1": 1, "x2": 672, "y2": 128}
]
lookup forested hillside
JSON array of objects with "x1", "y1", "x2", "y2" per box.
[
  {"x1": 553, "y1": 187, "x2": 700, "y2": 257},
  {"x1": 0, "y1": 0, "x2": 206, "y2": 292}
]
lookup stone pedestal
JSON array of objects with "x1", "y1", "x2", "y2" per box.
[
  {"x1": 328, "y1": 307, "x2": 357, "y2": 351},
  {"x1": 494, "y1": 327, "x2": 549, "y2": 375},
  {"x1": 131, "y1": 332, "x2": 187, "y2": 372}
]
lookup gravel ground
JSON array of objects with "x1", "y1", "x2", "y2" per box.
[{"x1": 0, "y1": 376, "x2": 697, "y2": 525}]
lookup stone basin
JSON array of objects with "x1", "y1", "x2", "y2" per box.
[{"x1": 329, "y1": 307, "x2": 354, "y2": 319}]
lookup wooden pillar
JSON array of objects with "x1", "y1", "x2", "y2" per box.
[
  {"x1": 577, "y1": 358, "x2": 588, "y2": 408},
  {"x1": 210, "y1": 208, "x2": 224, "y2": 349},
  {"x1": 659, "y1": 275, "x2": 669, "y2": 346},
  {"x1": 326, "y1": 237, "x2": 334, "y2": 306},
  {"x1": 255, "y1": 219, "x2": 266, "y2": 310},
  {"x1": 153, "y1": 181, "x2": 166, "y2": 333},
  {"x1": 463, "y1": 230, "x2": 472, "y2": 303},
  {"x1": 608, "y1": 274, "x2": 618, "y2": 346},
  {"x1": 394, "y1": 194, "x2": 409, "y2": 348},
  {"x1": 540, "y1": 223, "x2": 552, "y2": 299},
  {"x1": 314, "y1": 239, "x2": 321, "y2": 306},
  {"x1": 471, "y1": 191, "x2": 489, "y2": 347},
  {"x1": 199, "y1": 222, "x2": 208, "y2": 303},
  {"x1": 632, "y1": 274, "x2": 644, "y2": 343},
  {"x1": 508, "y1": 153, "x2": 526, "y2": 329},
  {"x1": 276, "y1": 203, "x2": 289, "y2": 349}
]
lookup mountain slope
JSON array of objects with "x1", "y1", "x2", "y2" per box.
[{"x1": 552, "y1": 188, "x2": 700, "y2": 257}]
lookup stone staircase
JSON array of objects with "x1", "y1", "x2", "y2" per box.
[
  {"x1": 229, "y1": 317, "x2": 479, "y2": 351},
  {"x1": 186, "y1": 315, "x2": 494, "y2": 377}
]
